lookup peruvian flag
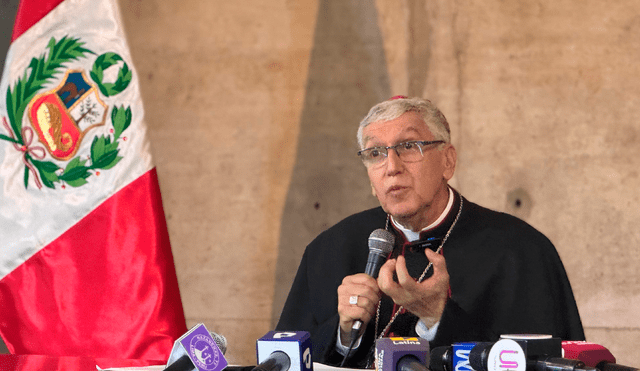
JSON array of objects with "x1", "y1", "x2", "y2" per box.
[{"x1": 0, "y1": 0, "x2": 187, "y2": 362}]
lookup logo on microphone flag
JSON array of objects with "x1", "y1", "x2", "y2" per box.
[
  {"x1": 167, "y1": 323, "x2": 228, "y2": 371},
  {"x1": 486, "y1": 340, "x2": 526, "y2": 371},
  {"x1": 375, "y1": 337, "x2": 429, "y2": 371},
  {"x1": 165, "y1": 324, "x2": 228, "y2": 371},
  {"x1": 0, "y1": 0, "x2": 186, "y2": 361},
  {"x1": 452, "y1": 342, "x2": 475, "y2": 371}
]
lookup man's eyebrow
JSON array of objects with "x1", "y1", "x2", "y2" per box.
[{"x1": 362, "y1": 127, "x2": 424, "y2": 147}]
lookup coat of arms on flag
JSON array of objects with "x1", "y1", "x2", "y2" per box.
[{"x1": 1, "y1": 36, "x2": 132, "y2": 189}]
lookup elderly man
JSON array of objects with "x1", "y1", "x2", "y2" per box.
[{"x1": 275, "y1": 97, "x2": 584, "y2": 368}]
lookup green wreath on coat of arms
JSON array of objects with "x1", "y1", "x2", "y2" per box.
[{"x1": 0, "y1": 36, "x2": 133, "y2": 190}]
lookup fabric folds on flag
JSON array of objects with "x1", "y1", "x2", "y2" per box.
[{"x1": 0, "y1": 0, "x2": 187, "y2": 361}]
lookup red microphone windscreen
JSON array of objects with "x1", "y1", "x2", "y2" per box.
[{"x1": 562, "y1": 341, "x2": 616, "y2": 367}]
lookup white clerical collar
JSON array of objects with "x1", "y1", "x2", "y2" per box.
[{"x1": 391, "y1": 187, "x2": 454, "y2": 242}]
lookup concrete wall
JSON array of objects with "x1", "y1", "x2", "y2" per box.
[
  {"x1": 120, "y1": 0, "x2": 640, "y2": 365},
  {"x1": 3, "y1": 0, "x2": 637, "y2": 366}
]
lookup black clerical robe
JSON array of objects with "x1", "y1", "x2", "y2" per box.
[{"x1": 275, "y1": 191, "x2": 585, "y2": 368}]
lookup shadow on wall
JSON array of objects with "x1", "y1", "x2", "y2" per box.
[
  {"x1": 0, "y1": 0, "x2": 20, "y2": 75},
  {"x1": 270, "y1": 0, "x2": 391, "y2": 328}
]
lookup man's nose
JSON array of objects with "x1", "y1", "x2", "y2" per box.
[{"x1": 384, "y1": 148, "x2": 404, "y2": 173}]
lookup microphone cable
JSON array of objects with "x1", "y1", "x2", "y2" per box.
[{"x1": 339, "y1": 326, "x2": 360, "y2": 368}]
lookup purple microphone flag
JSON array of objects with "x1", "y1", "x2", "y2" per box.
[
  {"x1": 166, "y1": 323, "x2": 228, "y2": 371},
  {"x1": 375, "y1": 337, "x2": 429, "y2": 371}
]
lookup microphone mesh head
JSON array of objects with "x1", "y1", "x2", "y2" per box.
[
  {"x1": 210, "y1": 331, "x2": 228, "y2": 355},
  {"x1": 368, "y1": 228, "x2": 395, "y2": 254}
]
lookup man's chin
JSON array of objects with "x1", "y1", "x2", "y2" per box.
[{"x1": 382, "y1": 205, "x2": 419, "y2": 222}]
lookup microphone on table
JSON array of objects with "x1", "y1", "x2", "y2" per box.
[
  {"x1": 598, "y1": 363, "x2": 640, "y2": 371},
  {"x1": 430, "y1": 334, "x2": 594, "y2": 371},
  {"x1": 253, "y1": 331, "x2": 312, "y2": 371},
  {"x1": 430, "y1": 342, "x2": 480, "y2": 371},
  {"x1": 429, "y1": 345, "x2": 453, "y2": 371},
  {"x1": 431, "y1": 336, "x2": 639, "y2": 371},
  {"x1": 533, "y1": 357, "x2": 598, "y2": 371},
  {"x1": 562, "y1": 341, "x2": 639, "y2": 371},
  {"x1": 375, "y1": 337, "x2": 430, "y2": 371},
  {"x1": 253, "y1": 352, "x2": 290, "y2": 371},
  {"x1": 350, "y1": 228, "x2": 395, "y2": 335},
  {"x1": 469, "y1": 335, "x2": 598, "y2": 371},
  {"x1": 164, "y1": 323, "x2": 228, "y2": 371}
]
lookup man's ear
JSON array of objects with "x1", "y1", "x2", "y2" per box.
[
  {"x1": 370, "y1": 182, "x2": 377, "y2": 197},
  {"x1": 443, "y1": 144, "x2": 457, "y2": 181}
]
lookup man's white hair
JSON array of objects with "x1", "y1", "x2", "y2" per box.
[{"x1": 357, "y1": 96, "x2": 451, "y2": 148}]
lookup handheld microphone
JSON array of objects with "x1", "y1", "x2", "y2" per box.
[
  {"x1": 562, "y1": 341, "x2": 639, "y2": 371},
  {"x1": 365, "y1": 228, "x2": 396, "y2": 278},
  {"x1": 375, "y1": 337, "x2": 430, "y2": 371},
  {"x1": 351, "y1": 229, "x2": 395, "y2": 334},
  {"x1": 254, "y1": 331, "x2": 313, "y2": 371}
]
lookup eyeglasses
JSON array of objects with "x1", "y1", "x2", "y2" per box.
[{"x1": 357, "y1": 140, "x2": 445, "y2": 167}]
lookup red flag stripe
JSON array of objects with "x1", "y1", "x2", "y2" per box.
[
  {"x1": 11, "y1": 0, "x2": 65, "y2": 42},
  {"x1": 0, "y1": 169, "x2": 186, "y2": 360}
]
